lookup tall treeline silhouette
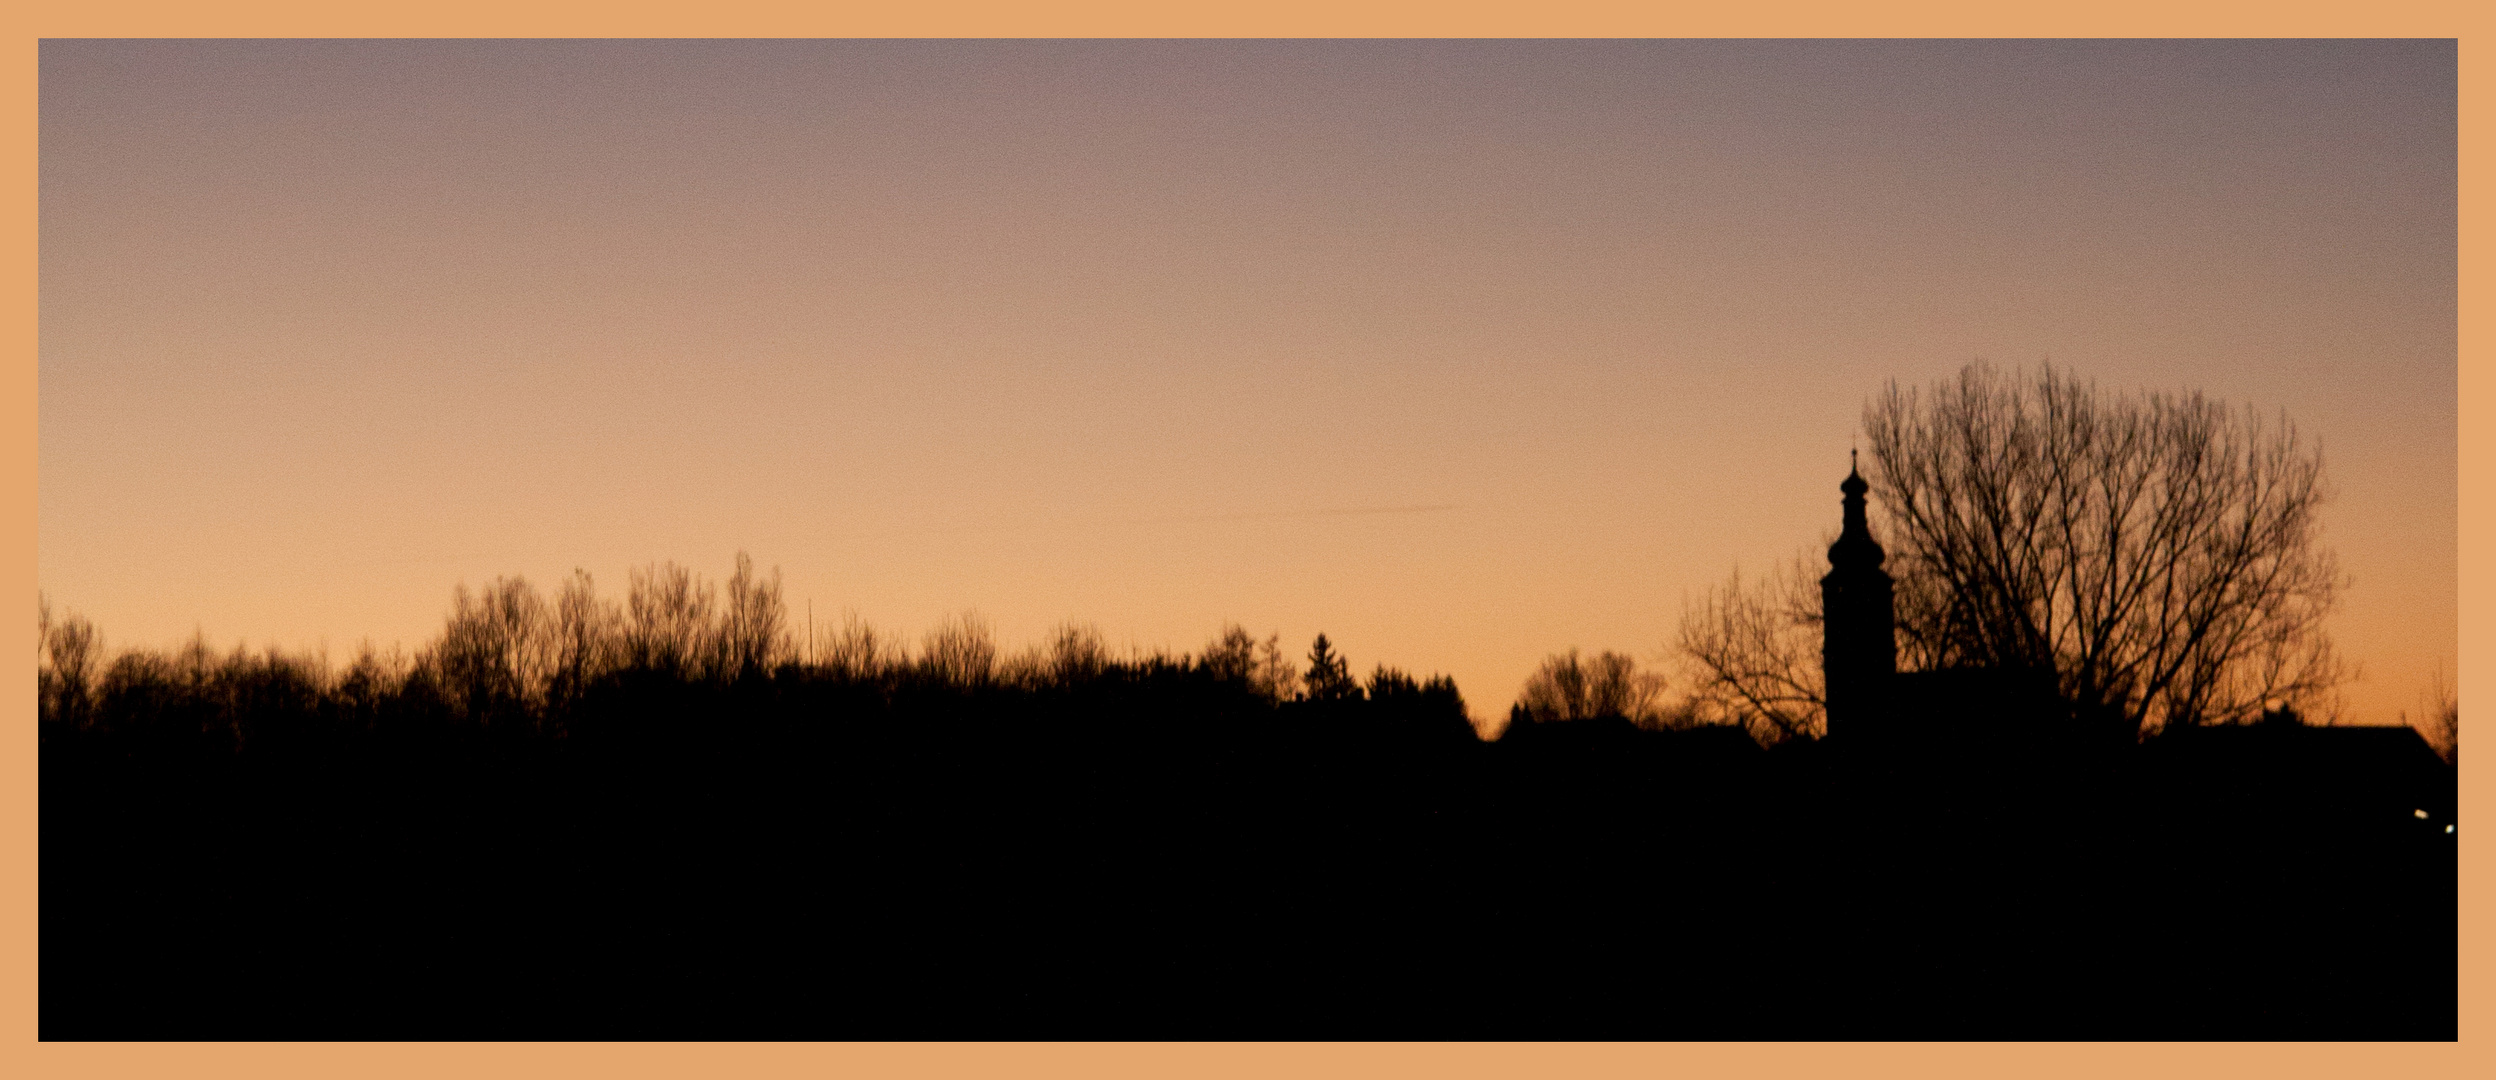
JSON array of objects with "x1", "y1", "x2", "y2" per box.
[
  {"x1": 40, "y1": 554, "x2": 1470, "y2": 750},
  {"x1": 41, "y1": 549, "x2": 2450, "y2": 1039}
]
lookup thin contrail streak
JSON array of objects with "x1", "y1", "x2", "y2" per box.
[{"x1": 1118, "y1": 504, "x2": 1464, "y2": 527}]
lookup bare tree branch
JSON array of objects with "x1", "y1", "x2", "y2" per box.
[{"x1": 1866, "y1": 362, "x2": 2345, "y2": 736}]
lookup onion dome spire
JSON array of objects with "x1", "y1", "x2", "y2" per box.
[{"x1": 1829, "y1": 449, "x2": 1886, "y2": 571}]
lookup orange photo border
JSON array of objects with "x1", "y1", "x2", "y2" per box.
[{"x1": 4, "y1": 3, "x2": 2485, "y2": 1078}]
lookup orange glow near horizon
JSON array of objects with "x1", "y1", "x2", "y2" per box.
[{"x1": 38, "y1": 40, "x2": 2457, "y2": 726}]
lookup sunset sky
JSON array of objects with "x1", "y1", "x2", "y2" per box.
[{"x1": 38, "y1": 39, "x2": 2456, "y2": 725}]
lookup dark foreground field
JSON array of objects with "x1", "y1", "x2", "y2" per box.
[{"x1": 43, "y1": 669, "x2": 2454, "y2": 1040}]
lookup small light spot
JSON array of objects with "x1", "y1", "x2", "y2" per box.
[
  {"x1": 2415, "y1": 809, "x2": 2430, "y2": 819},
  {"x1": 2449, "y1": 825, "x2": 2457, "y2": 834}
]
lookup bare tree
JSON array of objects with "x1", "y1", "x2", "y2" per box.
[
  {"x1": 1201, "y1": 623, "x2": 1299, "y2": 703},
  {"x1": 549, "y1": 569, "x2": 617, "y2": 706},
  {"x1": 436, "y1": 576, "x2": 553, "y2": 720},
  {"x1": 1517, "y1": 648, "x2": 1671, "y2": 726},
  {"x1": 38, "y1": 595, "x2": 101, "y2": 726},
  {"x1": 1201, "y1": 623, "x2": 1260, "y2": 684},
  {"x1": 1676, "y1": 557, "x2": 1825, "y2": 743},
  {"x1": 822, "y1": 610, "x2": 895, "y2": 682},
  {"x1": 2413, "y1": 664, "x2": 2458, "y2": 765},
  {"x1": 625, "y1": 562, "x2": 715, "y2": 677},
  {"x1": 1028, "y1": 621, "x2": 1109, "y2": 689},
  {"x1": 920, "y1": 610, "x2": 997, "y2": 689},
  {"x1": 1865, "y1": 361, "x2": 2345, "y2": 735},
  {"x1": 336, "y1": 640, "x2": 409, "y2": 725},
  {"x1": 1254, "y1": 632, "x2": 1297, "y2": 703},
  {"x1": 715, "y1": 551, "x2": 788, "y2": 680}
]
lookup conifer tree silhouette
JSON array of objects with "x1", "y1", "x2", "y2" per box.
[{"x1": 1302, "y1": 633, "x2": 1358, "y2": 702}]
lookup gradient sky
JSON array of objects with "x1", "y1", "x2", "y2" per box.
[{"x1": 38, "y1": 40, "x2": 2456, "y2": 725}]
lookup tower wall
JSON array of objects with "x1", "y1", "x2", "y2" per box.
[
  {"x1": 1822, "y1": 459, "x2": 1897, "y2": 740},
  {"x1": 1821, "y1": 566, "x2": 1896, "y2": 739}
]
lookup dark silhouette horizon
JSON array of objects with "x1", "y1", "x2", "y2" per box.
[{"x1": 38, "y1": 455, "x2": 2455, "y2": 1039}]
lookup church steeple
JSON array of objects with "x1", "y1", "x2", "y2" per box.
[
  {"x1": 1822, "y1": 451, "x2": 1896, "y2": 741},
  {"x1": 1828, "y1": 450, "x2": 1886, "y2": 572}
]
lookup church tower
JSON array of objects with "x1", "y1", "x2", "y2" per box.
[{"x1": 1822, "y1": 452, "x2": 1896, "y2": 740}]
